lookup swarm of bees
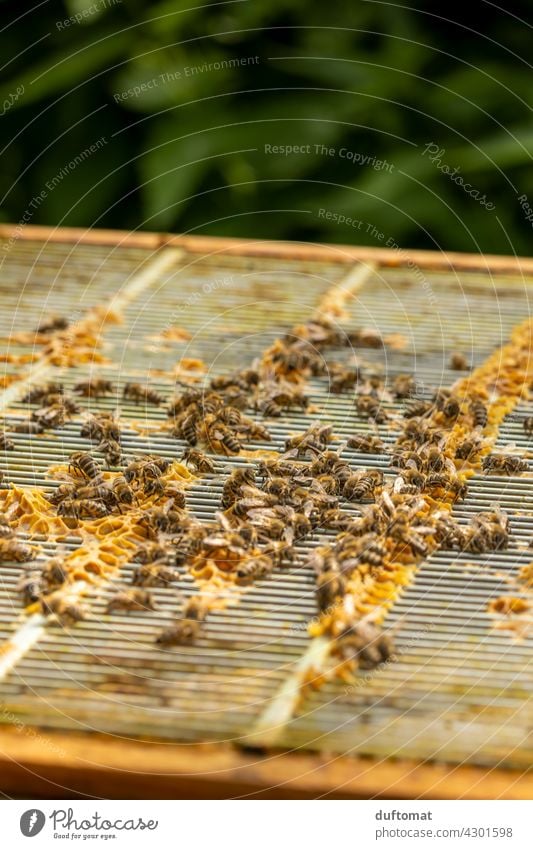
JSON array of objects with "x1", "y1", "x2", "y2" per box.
[
  {"x1": 18, "y1": 382, "x2": 79, "y2": 435},
  {"x1": 11, "y1": 307, "x2": 528, "y2": 676}
]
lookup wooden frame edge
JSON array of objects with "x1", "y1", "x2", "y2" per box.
[
  {"x1": 0, "y1": 727, "x2": 530, "y2": 800},
  {"x1": 1, "y1": 224, "x2": 533, "y2": 274}
]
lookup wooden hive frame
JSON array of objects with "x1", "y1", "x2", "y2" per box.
[{"x1": 0, "y1": 223, "x2": 531, "y2": 800}]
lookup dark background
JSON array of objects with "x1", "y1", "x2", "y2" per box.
[{"x1": 1, "y1": 0, "x2": 532, "y2": 254}]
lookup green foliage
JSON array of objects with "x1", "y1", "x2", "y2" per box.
[{"x1": 0, "y1": 1, "x2": 531, "y2": 253}]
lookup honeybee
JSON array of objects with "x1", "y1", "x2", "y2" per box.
[
  {"x1": 355, "y1": 394, "x2": 388, "y2": 423},
  {"x1": 316, "y1": 569, "x2": 345, "y2": 612},
  {"x1": 139, "y1": 506, "x2": 186, "y2": 535},
  {"x1": 403, "y1": 399, "x2": 433, "y2": 418},
  {"x1": 99, "y1": 438, "x2": 123, "y2": 467},
  {"x1": 58, "y1": 498, "x2": 109, "y2": 520},
  {"x1": 45, "y1": 483, "x2": 77, "y2": 505},
  {"x1": 391, "y1": 374, "x2": 416, "y2": 399},
  {"x1": 123, "y1": 383, "x2": 163, "y2": 405},
  {"x1": 235, "y1": 554, "x2": 275, "y2": 585},
  {"x1": 69, "y1": 451, "x2": 102, "y2": 481},
  {"x1": 470, "y1": 399, "x2": 488, "y2": 429},
  {"x1": 132, "y1": 560, "x2": 181, "y2": 587},
  {"x1": 81, "y1": 412, "x2": 121, "y2": 443},
  {"x1": 75, "y1": 481, "x2": 114, "y2": 505},
  {"x1": 343, "y1": 469, "x2": 383, "y2": 502},
  {"x1": 523, "y1": 417, "x2": 533, "y2": 437},
  {"x1": 106, "y1": 588, "x2": 157, "y2": 613},
  {"x1": 329, "y1": 366, "x2": 359, "y2": 394},
  {"x1": 0, "y1": 432, "x2": 14, "y2": 451},
  {"x1": 352, "y1": 534, "x2": 388, "y2": 568},
  {"x1": 420, "y1": 445, "x2": 449, "y2": 472},
  {"x1": 124, "y1": 457, "x2": 162, "y2": 487},
  {"x1": 112, "y1": 475, "x2": 136, "y2": 506},
  {"x1": 221, "y1": 467, "x2": 256, "y2": 507},
  {"x1": 455, "y1": 435, "x2": 483, "y2": 461},
  {"x1": 41, "y1": 591, "x2": 87, "y2": 624},
  {"x1": 482, "y1": 454, "x2": 528, "y2": 475},
  {"x1": 132, "y1": 542, "x2": 170, "y2": 564},
  {"x1": 17, "y1": 570, "x2": 43, "y2": 605},
  {"x1": 206, "y1": 421, "x2": 241, "y2": 455},
  {"x1": 393, "y1": 468, "x2": 426, "y2": 494},
  {"x1": 22, "y1": 382, "x2": 64, "y2": 404},
  {"x1": 347, "y1": 434, "x2": 385, "y2": 454},
  {"x1": 334, "y1": 620, "x2": 394, "y2": 669},
  {"x1": 74, "y1": 378, "x2": 115, "y2": 397},
  {"x1": 156, "y1": 596, "x2": 208, "y2": 645},
  {"x1": 434, "y1": 391, "x2": 460, "y2": 421},
  {"x1": 41, "y1": 557, "x2": 68, "y2": 589},
  {"x1": 240, "y1": 420, "x2": 271, "y2": 442},
  {"x1": 35, "y1": 315, "x2": 69, "y2": 334},
  {"x1": 450, "y1": 352, "x2": 469, "y2": 371},
  {"x1": 257, "y1": 457, "x2": 306, "y2": 480},
  {"x1": 284, "y1": 423, "x2": 332, "y2": 458},
  {"x1": 0, "y1": 538, "x2": 37, "y2": 562},
  {"x1": 181, "y1": 447, "x2": 216, "y2": 474},
  {"x1": 13, "y1": 420, "x2": 44, "y2": 434},
  {"x1": 31, "y1": 404, "x2": 66, "y2": 429},
  {"x1": 0, "y1": 516, "x2": 13, "y2": 538}
]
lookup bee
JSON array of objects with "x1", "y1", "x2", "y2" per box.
[
  {"x1": 74, "y1": 378, "x2": 115, "y2": 398},
  {"x1": 523, "y1": 417, "x2": 533, "y2": 437},
  {"x1": 69, "y1": 451, "x2": 102, "y2": 481},
  {"x1": 389, "y1": 448, "x2": 424, "y2": 471},
  {"x1": 75, "y1": 481, "x2": 114, "y2": 504},
  {"x1": 257, "y1": 457, "x2": 306, "y2": 480},
  {"x1": 482, "y1": 454, "x2": 528, "y2": 475},
  {"x1": 112, "y1": 475, "x2": 135, "y2": 507},
  {"x1": 31, "y1": 404, "x2": 66, "y2": 429},
  {"x1": 181, "y1": 447, "x2": 216, "y2": 474},
  {"x1": 22, "y1": 382, "x2": 64, "y2": 404},
  {"x1": 354, "y1": 534, "x2": 388, "y2": 568},
  {"x1": 470, "y1": 399, "x2": 488, "y2": 429},
  {"x1": 105, "y1": 588, "x2": 157, "y2": 614},
  {"x1": 0, "y1": 538, "x2": 36, "y2": 562},
  {"x1": 235, "y1": 554, "x2": 275, "y2": 585},
  {"x1": 434, "y1": 391, "x2": 461, "y2": 420},
  {"x1": 177, "y1": 411, "x2": 200, "y2": 446},
  {"x1": 140, "y1": 506, "x2": 186, "y2": 535},
  {"x1": 35, "y1": 315, "x2": 69, "y2": 334},
  {"x1": 156, "y1": 596, "x2": 208, "y2": 645},
  {"x1": 81, "y1": 412, "x2": 121, "y2": 443},
  {"x1": 391, "y1": 374, "x2": 416, "y2": 399},
  {"x1": 98, "y1": 438, "x2": 123, "y2": 467},
  {"x1": 284, "y1": 423, "x2": 333, "y2": 458},
  {"x1": 123, "y1": 383, "x2": 163, "y2": 406},
  {"x1": 207, "y1": 421, "x2": 241, "y2": 455},
  {"x1": 124, "y1": 457, "x2": 162, "y2": 487},
  {"x1": 330, "y1": 367, "x2": 359, "y2": 394},
  {"x1": 263, "y1": 475, "x2": 294, "y2": 501},
  {"x1": 316, "y1": 569, "x2": 346, "y2": 612},
  {"x1": 41, "y1": 591, "x2": 87, "y2": 624},
  {"x1": 334, "y1": 620, "x2": 394, "y2": 669},
  {"x1": 132, "y1": 560, "x2": 181, "y2": 587},
  {"x1": 455, "y1": 435, "x2": 483, "y2": 461},
  {"x1": 313, "y1": 473, "x2": 340, "y2": 496},
  {"x1": 13, "y1": 420, "x2": 44, "y2": 434},
  {"x1": 450, "y1": 352, "x2": 469, "y2": 371},
  {"x1": 0, "y1": 433, "x2": 14, "y2": 451},
  {"x1": 17, "y1": 570, "x2": 43, "y2": 605},
  {"x1": 393, "y1": 468, "x2": 426, "y2": 494},
  {"x1": 260, "y1": 397, "x2": 282, "y2": 417},
  {"x1": 41, "y1": 557, "x2": 68, "y2": 589},
  {"x1": 45, "y1": 483, "x2": 77, "y2": 505},
  {"x1": 343, "y1": 469, "x2": 383, "y2": 502},
  {"x1": 221, "y1": 467, "x2": 256, "y2": 508},
  {"x1": 58, "y1": 498, "x2": 109, "y2": 520},
  {"x1": 0, "y1": 516, "x2": 13, "y2": 538},
  {"x1": 347, "y1": 434, "x2": 385, "y2": 454},
  {"x1": 403, "y1": 399, "x2": 433, "y2": 418},
  {"x1": 241, "y1": 420, "x2": 272, "y2": 442},
  {"x1": 421, "y1": 445, "x2": 448, "y2": 472},
  {"x1": 132, "y1": 542, "x2": 170, "y2": 564},
  {"x1": 355, "y1": 394, "x2": 388, "y2": 423}
]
